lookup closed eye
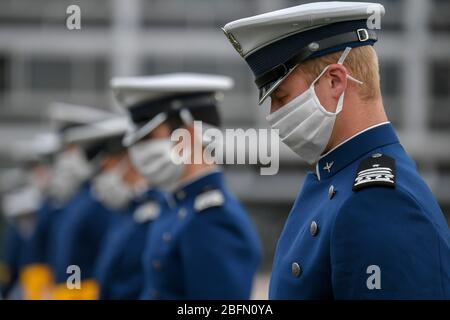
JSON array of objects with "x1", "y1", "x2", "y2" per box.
[{"x1": 271, "y1": 94, "x2": 289, "y2": 106}]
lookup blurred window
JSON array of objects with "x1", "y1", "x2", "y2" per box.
[
  {"x1": 142, "y1": 0, "x2": 258, "y2": 28},
  {"x1": 0, "y1": 55, "x2": 10, "y2": 94},
  {"x1": 141, "y1": 57, "x2": 253, "y2": 93},
  {"x1": 429, "y1": 0, "x2": 450, "y2": 33},
  {"x1": 380, "y1": 60, "x2": 401, "y2": 96},
  {"x1": 429, "y1": 58, "x2": 450, "y2": 130},
  {"x1": 28, "y1": 57, "x2": 71, "y2": 90},
  {"x1": 25, "y1": 56, "x2": 108, "y2": 92},
  {"x1": 379, "y1": 59, "x2": 403, "y2": 128},
  {"x1": 73, "y1": 58, "x2": 108, "y2": 92},
  {"x1": 0, "y1": 0, "x2": 111, "y2": 27},
  {"x1": 430, "y1": 59, "x2": 450, "y2": 98}
]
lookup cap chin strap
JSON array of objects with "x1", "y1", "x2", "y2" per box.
[
  {"x1": 255, "y1": 29, "x2": 378, "y2": 105},
  {"x1": 260, "y1": 46, "x2": 363, "y2": 106},
  {"x1": 255, "y1": 28, "x2": 376, "y2": 90},
  {"x1": 123, "y1": 112, "x2": 168, "y2": 147},
  {"x1": 258, "y1": 65, "x2": 299, "y2": 104}
]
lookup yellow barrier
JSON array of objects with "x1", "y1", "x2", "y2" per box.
[
  {"x1": 20, "y1": 264, "x2": 54, "y2": 300},
  {"x1": 53, "y1": 279, "x2": 99, "y2": 300}
]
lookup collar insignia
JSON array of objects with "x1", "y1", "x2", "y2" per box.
[{"x1": 323, "y1": 161, "x2": 334, "y2": 173}]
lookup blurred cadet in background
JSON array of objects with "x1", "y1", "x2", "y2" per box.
[
  {"x1": 91, "y1": 117, "x2": 170, "y2": 299},
  {"x1": 112, "y1": 73, "x2": 262, "y2": 300},
  {"x1": 45, "y1": 103, "x2": 121, "y2": 300},
  {"x1": 0, "y1": 169, "x2": 41, "y2": 299},
  {"x1": 14, "y1": 133, "x2": 60, "y2": 300},
  {"x1": 223, "y1": 2, "x2": 450, "y2": 299}
]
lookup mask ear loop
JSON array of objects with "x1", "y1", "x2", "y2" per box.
[
  {"x1": 338, "y1": 47, "x2": 364, "y2": 85},
  {"x1": 310, "y1": 47, "x2": 364, "y2": 115},
  {"x1": 333, "y1": 47, "x2": 353, "y2": 114}
]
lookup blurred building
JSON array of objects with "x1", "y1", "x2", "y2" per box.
[{"x1": 0, "y1": 0, "x2": 449, "y2": 271}]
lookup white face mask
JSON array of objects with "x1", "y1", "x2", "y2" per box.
[
  {"x1": 266, "y1": 47, "x2": 362, "y2": 165},
  {"x1": 92, "y1": 159, "x2": 134, "y2": 210},
  {"x1": 129, "y1": 138, "x2": 184, "y2": 190},
  {"x1": 48, "y1": 148, "x2": 92, "y2": 205}
]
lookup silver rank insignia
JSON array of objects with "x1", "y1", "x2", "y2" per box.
[
  {"x1": 352, "y1": 154, "x2": 396, "y2": 191},
  {"x1": 133, "y1": 202, "x2": 160, "y2": 223},
  {"x1": 194, "y1": 189, "x2": 225, "y2": 212}
]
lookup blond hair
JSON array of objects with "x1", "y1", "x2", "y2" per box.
[{"x1": 298, "y1": 45, "x2": 381, "y2": 102}]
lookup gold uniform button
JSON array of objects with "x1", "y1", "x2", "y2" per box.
[
  {"x1": 310, "y1": 221, "x2": 318, "y2": 236},
  {"x1": 291, "y1": 262, "x2": 301, "y2": 277}
]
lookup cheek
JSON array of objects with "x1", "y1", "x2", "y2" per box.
[
  {"x1": 314, "y1": 82, "x2": 336, "y2": 112},
  {"x1": 150, "y1": 123, "x2": 172, "y2": 139},
  {"x1": 122, "y1": 166, "x2": 135, "y2": 185}
]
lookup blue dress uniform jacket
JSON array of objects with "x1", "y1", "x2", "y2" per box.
[
  {"x1": 141, "y1": 171, "x2": 262, "y2": 300},
  {"x1": 19, "y1": 199, "x2": 63, "y2": 300},
  {"x1": 51, "y1": 182, "x2": 119, "y2": 291},
  {"x1": 2, "y1": 223, "x2": 27, "y2": 297},
  {"x1": 47, "y1": 188, "x2": 88, "y2": 276},
  {"x1": 95, "y1": 189, "x2": 169, "y2": 300},
  {"x1": 25, "y1": 199, "x2": 58, "y2": 266},
  {"x1": 269, "y1": 123, "x2": 450, "y2": 299}
]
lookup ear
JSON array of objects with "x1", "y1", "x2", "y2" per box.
[
  {"x1": 327, "y1": 64, "x2": 348, "y2": 100},
  {"x1": 314, "y1": 64, "x2": 348, "y2": 112}
]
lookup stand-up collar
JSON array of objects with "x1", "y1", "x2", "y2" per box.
[
  {"x1": 172, "y1": 170, "x2": 224, "y2": 203},
  {"x1": 316, "y1": 122, "x2": 399, "y2": 181},
  {"x1": 135, "y1": 188, "x2": 167, "y2": 204}
]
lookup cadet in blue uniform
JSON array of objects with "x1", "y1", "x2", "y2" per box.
[
  {"x1": 1, "y1": 183, "x2": 42, "y2": 299},
  {"x1": 222, "y1": 2, "x2": 450, "y2": 299},
  {"x1": 45, "y1": 103, "x2": 123, "y2": 299},
  {"x1": 95, "y1": 186, "x2": 169, "y2": 299},
  {"x1": 1, "y1": 137, "x2": 57, "y2": 299},
  {"x1": 111, "y1": 73, "x2": 262, "y2": 299},
  {"x1": 87, "y1": 117, "x2": 170, "y2": 299},
  {"x1": 22, "y1": 197, "x2": 58, "y2": 299},
  {"x1": 18, "y1": 134, "x2": 61, "y2": 300},
  {"x1": 2, "y1": 223, "x2": 25, "y2": 298},
  {"x1": 50, "y1": 156, "x2": 111, "y2": 299}
]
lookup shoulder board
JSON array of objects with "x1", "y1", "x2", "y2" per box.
[
  {"x1": 352, "y1": 153, "x2": 396, "y2": 192},
  {"x1": 133, "y1": 201, "x2": 160, "y2": 223},
  {"x1": 194, "y1": 189, "x2": 225, "y2": 212}
]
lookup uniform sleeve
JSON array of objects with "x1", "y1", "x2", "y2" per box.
[
  {"x1": 331, "y1": 187, "x2": 446, "y2": 299},
  {"x1": 26, "y1": 205, "x2": 52, "y2": 264},
  {"x1": 2, "y1": 225, "x2": 21, "y2": 296},
  {"x1": 179, "y1": 207, "x2": 257, "y2": 299}
]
